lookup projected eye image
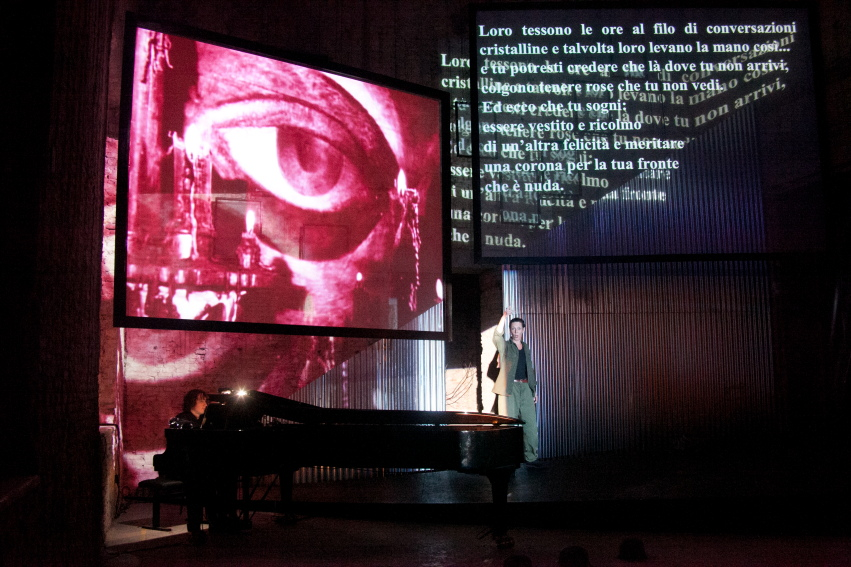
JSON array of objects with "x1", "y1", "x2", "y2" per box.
[{"x1": 118, "y1": 22, "x2": 447, "y2": 336}]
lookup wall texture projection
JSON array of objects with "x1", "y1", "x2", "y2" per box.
[
  {"x1": 503, "y1": 262, "x2": 776, "y2": 458},
  {"x1": 118, "y1": 328, "x2": 445, "y2": 485},
  {"x1": 102, "y1": 138, "x2": 447, "y2": 490}
]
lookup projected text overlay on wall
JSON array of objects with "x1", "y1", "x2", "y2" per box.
[{"x1": 472, "y1": 6, "x2": 823, "y2": 261}]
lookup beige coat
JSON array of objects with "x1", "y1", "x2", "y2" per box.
[{"x1": 492, "y1": 327, "x2": 537, "y2": 397}]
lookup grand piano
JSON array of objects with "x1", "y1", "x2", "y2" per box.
[{"x1": 154, "y1": 390, "x2": 524, "y2": 544}]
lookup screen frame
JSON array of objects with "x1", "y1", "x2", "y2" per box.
[
  {"x1": 114, "y1": 14, "x2": 452, "y2": 340},
  {"x1": 469, "y1": 1, "x2": 826, "y2": 266}
]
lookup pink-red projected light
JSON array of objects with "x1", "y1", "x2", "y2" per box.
[{"x1": 120, "y1": 24, "x2": 446, "y2": 336}]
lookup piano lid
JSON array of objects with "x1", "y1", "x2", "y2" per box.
[{"x1": 207, "y1": 390, "x2": 522, "y2": 427}]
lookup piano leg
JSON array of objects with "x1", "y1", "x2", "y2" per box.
[
  {"x1": 274, "y1": 466, "x2": 299, "y2": 524},
  {"x1": 486, "y1": 467, "x2": 515, "y2": 549},
  {"x1": 236, "y1": 476, "x2": 253, "y2": 528}
]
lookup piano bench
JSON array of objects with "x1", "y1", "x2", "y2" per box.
[{"x1": 135, "y1": 478, "x2": 185, "y2": 531}]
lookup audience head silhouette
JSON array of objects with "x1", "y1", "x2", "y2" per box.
[{"x1": 558, "y1": 545, "x2": 591, "y2": 567}]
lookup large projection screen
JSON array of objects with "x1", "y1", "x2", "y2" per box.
[
  {"x1": 472, "y1": 4, "x2": 824, "y2": 262},
  {"x1": 115, "y1": 16, "x2": 450, "y2": 339}
]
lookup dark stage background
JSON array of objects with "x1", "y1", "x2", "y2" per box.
[{"x1": 2, "y1": 1, "x2": 850, "y2": 566}]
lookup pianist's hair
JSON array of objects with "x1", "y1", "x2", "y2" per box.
[{"x1": 182, "y1": 389, "x2": 207, "y2": 413}]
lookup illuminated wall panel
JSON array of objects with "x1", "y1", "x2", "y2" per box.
[{"x1": 504, "y1": 262, "x2": 777, "y2": 457}]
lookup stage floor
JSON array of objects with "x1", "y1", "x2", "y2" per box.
[{"x1": 105, "y1": 440, "x2": 851, "y2": 566}]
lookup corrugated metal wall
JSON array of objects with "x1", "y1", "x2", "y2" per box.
[
  {"x1": 290, "y1": 308, "x2": 446, "y2": 482},
  {"x1": 524, "y1": 105, "x2": 766, "y2": 258},
  {"x1": 293, "y1": 337, "x2": 445, "y2": 411},
  {"x1": 285, "y1": 259, "x2": 779, "y2": 481},
  {"x1": 503, "y1": 261, "x2": 777, "y2": 458}
]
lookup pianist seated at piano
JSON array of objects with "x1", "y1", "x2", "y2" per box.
[
  {"x1": 154, "y1": 389, "x2": 526, "y2": 542},
  {"x1": 168, "y1": 389, "x2": 209, "y2": 429}
]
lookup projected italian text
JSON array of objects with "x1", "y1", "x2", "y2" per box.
[{"x1": 472, "y1": 7, "x2": 822, "y2": 260}]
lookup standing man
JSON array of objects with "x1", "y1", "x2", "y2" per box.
[{"x1": 493, "y1": 307, "x2": 538, "y2": 463}]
